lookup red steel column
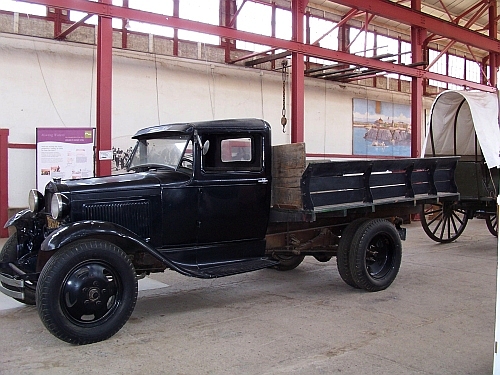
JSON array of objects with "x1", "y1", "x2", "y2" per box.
[
  {"x1": 0, "y1": 129, "x2": 9, "y2": 238},
  {"x1": 291, "y1": 0, "x2": 306, "y2": 143},
  {"x1": 489, "y1": 0, "x2": 497, "y2": 88},
  {"x1": 173, "y1": 0, "x2": 179, "y2": 56},
  {"x1": 411, "y1": 0, "x2": 424, "y2": 158},
  {"x1": 96, "y1": 0, "x2": 113, "y2": 176}
]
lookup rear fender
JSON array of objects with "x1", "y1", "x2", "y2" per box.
[{"x1": 39, "y1": 221, "x2": 187, "y2": 275}]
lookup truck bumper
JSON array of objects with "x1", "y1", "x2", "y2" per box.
[{"x1": 0, "y1": 271, "x2": 25, "y2": 300}]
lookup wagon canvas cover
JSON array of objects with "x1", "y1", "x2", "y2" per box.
[{"x1": 423, "y1": 90, "x2": 500, "y2": 169}]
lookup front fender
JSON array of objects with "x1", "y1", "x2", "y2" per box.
[
  {"x1": 39, "y1": 221, "x2": 190, "y2": 276},
  {"x1": 4, "y1": 209, "x2": 32, "y2": 229}
]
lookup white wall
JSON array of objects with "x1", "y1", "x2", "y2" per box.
[{"x1": 0, "y1": 32, "x2": 419, "y2": 208}]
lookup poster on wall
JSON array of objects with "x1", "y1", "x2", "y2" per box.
[
  {"x1": 352, "y1": 98, "x2": 411, "y2": 157},
  {"x1": 36, "y1": 128, "x2": 95, "y2": 191},
  {"x1": 111, "y1": 135, "x2": 135, "y2": 176}
]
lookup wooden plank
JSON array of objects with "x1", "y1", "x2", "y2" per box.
[
  {"x1": 272, "y1": 143, "x2": 306, "y2": 171},
  {"x1": 272, "y1": 187, "x2": 302, "y2": 208},
  {"x1": 311, "y1": 189, "x2": 365, "y2": 207},
  {"x1": 272, "y1": 143, "x2": 306, "y2": 208},
  {"x1": 309, "y1": 174, "x2": 363, "y2": 193},
  {"x1": 371, "y1": 185, "x2": 407, "y2": 200}
]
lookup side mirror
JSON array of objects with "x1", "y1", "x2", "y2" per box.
[
  {"x1": 194, "y1": 130, "x2": 210, "y2": 155},
  {"x1": 202, "y1": 140, "x2": 210, "y2": 156}
]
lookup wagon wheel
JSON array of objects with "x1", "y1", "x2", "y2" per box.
[
  {"x1": 420, "y1": 201, "x2": 468, "y2": 243},
  {"x1": 485, "y1": 213, "x2": 498, "y2": 237}
]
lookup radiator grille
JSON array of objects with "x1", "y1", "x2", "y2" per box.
[{"x1": 83, "y1": 201, "x2": 151, "y2": 238}]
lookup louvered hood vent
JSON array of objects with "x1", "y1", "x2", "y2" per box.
[{"x1": 83, "y1": 200, "x2": 151, "y2": 238}]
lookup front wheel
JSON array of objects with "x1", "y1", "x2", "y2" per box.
[
  {"x1": 36, "y1": 240, "x2": 138, "y2": 345},
  {"x1": 349, "y1": 219, "x2": 402, "y2": 292}
]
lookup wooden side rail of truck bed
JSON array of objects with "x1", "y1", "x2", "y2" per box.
[{"x1": 271, "y1": 143, "x2": 459, "y2": 221}]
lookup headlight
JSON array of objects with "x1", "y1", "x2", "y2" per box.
[
  {"x1": 50, "y1": 193, "x2": 69, "y2": 220},
  {"x1": 28, "y1": 189, "x2": 44, "y2": 212}
]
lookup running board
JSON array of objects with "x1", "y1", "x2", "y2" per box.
[{"x1": 169, "y1": 258, "x2": 279, "y2": 279}]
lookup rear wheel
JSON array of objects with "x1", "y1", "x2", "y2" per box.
[
  {"x1": 349, "y1": 219, "x2": 402, "y2": 292},
  {"x1": 420, "y1": 201, "x2": 468, "y2": 243},
  {"x1": 486, "y1": 213, "x2": 498, "y2": 237},
  {"x1": 36, "y1": 240, "x2": 138, "y2": 345},
  {"x1": 0, "y1": 234, "x2": 36, "y2": 305},
  {"x1": 336, "y1": 218, "x2": 369, "y2": 288}
]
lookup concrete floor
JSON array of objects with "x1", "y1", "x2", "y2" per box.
[{"x1": 0, "y1": 218, "x2": 497, "y2": 375}]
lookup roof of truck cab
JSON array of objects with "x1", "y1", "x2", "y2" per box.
[{"x1": 132, "y1": 118, "x2": 270, "y2": 139}]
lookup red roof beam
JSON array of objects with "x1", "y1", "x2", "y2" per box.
[
  {"x1": 17, "y1": 0, "x2": 496, "y2": 92},
  {"x1": 424, "y1": 2, "x2": 489, "y2": 46},
  {"x1": 311, "y1": 7, "x2": 361, "y2": 46},
  {"x1": 426, "y1": 3, "x2": 490, "y2": 71},
  {"x1": 228, "y1": 0, "x2": 247, "y2": 28},
  {"x1": 55, "y1": 12, "x2": 92, "y2": 40},
  {"x1": 328, "y1": 0, "x2": 500, "y2": 53}
]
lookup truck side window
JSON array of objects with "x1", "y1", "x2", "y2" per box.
[
  {"x1": 221, "y1": 138, "x2": 252, "y2": 162},
  {"x1": 203, "y1": 135, "x2": 263, "y2": 172}
]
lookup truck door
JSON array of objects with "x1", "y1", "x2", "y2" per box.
[{"x1": 196, "y1": 132, "x2": 271, "y2": 251}]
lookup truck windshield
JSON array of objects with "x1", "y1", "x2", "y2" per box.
[{"x1": 128, "y1": 135, "x2": 191, "y2": 171}]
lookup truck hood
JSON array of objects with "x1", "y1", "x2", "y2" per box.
[{"x1": 48, "y1": 170, "x2": 191, "y2": 195}]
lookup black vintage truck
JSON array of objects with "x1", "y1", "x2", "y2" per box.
[{"x1": 0, "y1": 118, "x2": 459, "y2": 344}]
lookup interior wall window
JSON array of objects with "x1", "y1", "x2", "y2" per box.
[
  {"x1": 349, "y1": 28, "x2": 375, "y2": 57},
  {"x1": 399, "y1": 41, "x2": 412, "y2": 82},
  {"x1": 428, "y1": 49, "x2": 447, "y2": 88},
  {"x1": 179, "y1": 0, "x2": 219, "y2": 45},
  {"x1": 465, "y1": 59, "x2": 481, "y2": 83},
  {"x1": 275, "y1": 8, "x2": 292, "y2": 43},
  {"x1": 235, "y1": 0, "x2": 271, "y2": 52},
  {"x1": 308, "y1": 17, "x2": 338, "y2": 65},
  {"x1": 0, "y1": 0, "x2": 46, "y2": 16},
  {"x1": 378, "y1": 35, "x2": 400, "y2": 79},
  {"x1": 126, "y1": 0, "x2": 173, "y2": 37},
  {"x1": 69, "y1": 0, "x2": 174, "y2": 37},
  {"x1": 448, "y1": 54, "x2": 465, "y2": 90}
]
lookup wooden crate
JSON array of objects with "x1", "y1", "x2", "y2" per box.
[{"x1": 271, "y1": 143, "x2": 306, "y2": 209}]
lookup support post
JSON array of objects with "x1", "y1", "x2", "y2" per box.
[
  {"x1": 173, "y1": 0, "x2": 179, "y2": 56},
  {"x1": 411, "y1": 0, "x2": 424, "y2": 158},
  {"x1": 489, "y1": 0, "x2": 498, "y2": 88},
  {"x1": 96, "y1": 0, "x2": 113, "y2": 176},
  {"x1": 291, "y1": 0, "x2": 306, "y2": 144},
  {"x1": 0, "y1": 129, "x2": 9, "y2": 238},
  {"x1": 121, "y1": 0, "x2": 128, "y2": 49}
]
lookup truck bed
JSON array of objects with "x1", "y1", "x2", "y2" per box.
[{"x1": 271, "y1": 143, "x2": 459, "y2": 222}]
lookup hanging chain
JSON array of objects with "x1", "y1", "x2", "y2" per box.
[{"x1": 281, "y1": 59, "x2": 288, "y2": 133}]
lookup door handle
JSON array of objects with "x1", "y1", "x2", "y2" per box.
[{"x1": 257, "y1": 178, "x2": 268, "y2": 184}]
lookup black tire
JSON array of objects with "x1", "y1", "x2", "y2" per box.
[
  {"x1": 336, "y1": 218, "x2": 369, "y2": 289},
  {"x1": 349, "y1": 219, "x2": 402, "y2": 292},
  {"x1": 486, "y1": 213, "x2": 498, "y2": 237},
  {"x1": 0, "y1": 233, "x2": 36, "y2": 305},
  {"x1": 272, "y1": 254, "x2": 305, "y2": 271},
  {"x1": 420, "y1": 202, "x2": 468, "y2": 243},
  {"x1": 36, "y1": 240, "x2": 138, "y2": 345}
]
